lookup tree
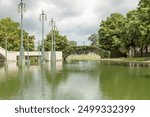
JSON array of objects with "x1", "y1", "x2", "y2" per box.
[
  {"x1": 120, "y1": 0, "x2": 150, "y2": 56},
  {"x1": 122, "y1": 10, "x2": 142, "y2": 56},
  {"x1": 88, "y1": 34, "x2": 99, "y2": 46},
  {"x1": 44, "y1": 30, "x2": 69, "y2": 51},
  {"x1": 0, "y1": 17, "x2": 35, "y2": 51},
  {"x1": 138, "y1": 0, "x2": 150, "y2": 55},
  {"x1": 98, "y1": 13, "x2": 126, "y2": 51},
  {"x1": 68, "y1": 41, "x2": 77, "y2": 46},
  {"x1": 138, "y1": 0, "x2": 150, "y2": 13},
  {"x1": 0, "y1": 17, "x2": 20, "y2": 50},
  {"x1": 96, "y1": 0, "x2": 150, "y2": 57}
]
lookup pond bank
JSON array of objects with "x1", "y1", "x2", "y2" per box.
[
  {"x1": 67, "y1": 55, "x2": 150, "y2": 66},
  {"x1": 67, "y1": 55, "x2": 101, "y2": 61},
  {"x1": 101, "y1": 57, "x2": 150, "y2": 63},
  {"x1": 67, "y1": 55, "x2": 150, "y2": 62}
]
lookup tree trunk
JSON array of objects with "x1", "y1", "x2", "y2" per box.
[
  {"x1": 145, "y1": 46, "x2": 148, "y2": 53},
  {"x1": 133, "y1": 46, "x2": 136, "y2": 57},
  {"x1": 140, "y1": 47, "x2": 143, "y2": 57},
  {"x1": 145, "y1": 46, "x2": 148, "y2": 56},
  {"x1": 128, "y1": 47, "x2": 133, "y2": 57}
]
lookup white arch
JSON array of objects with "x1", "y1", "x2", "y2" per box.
[{"x1": 0, "y1": 47, "x2": 6, "y2": 58}]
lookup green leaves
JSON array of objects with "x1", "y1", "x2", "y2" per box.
[
  {"x1": 97, "y1": 0, "x2": 150, "y2": 57},
  {"x1": 68, "y1": 41, "x2": 77, "y2": 46},
  {"x1": 98, "y1": 13, "x2": 125, "y2": 51},
  {"x1": 44, "y1": 30, "x2": 69, "y2": 51},
  {"x1": 88, "y1": 34, "x2": 99, "y2": 46},
  {"x1": 0, "y1": 17, "x2": 35, "y2": 51}
]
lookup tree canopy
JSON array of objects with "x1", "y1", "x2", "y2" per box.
[
  {"x1": 96, "y1": 0, "x2": 150, "y2": 57},
  {"x1": 44, "y1": 30, "x2": 69, "y2": 51},
  {"x1": 0, "y1": 17, "x2": 35, "y2": 51},
  {"x1": 98, "y1": 13, "x2": 126, "y2": 51},
  {"x1": 0, "y1": 18, "x2": 72, "y2": 52},
  {"x1": 88, "y1": 33, "x2": 99, "y2": 46},
  {"x1": 68, "y1": 41, "x2": 77, "y2": 46}
]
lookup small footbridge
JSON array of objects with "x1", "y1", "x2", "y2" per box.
[{"x1": 63, "y1": 45, "x2": 110, "y2": 60}]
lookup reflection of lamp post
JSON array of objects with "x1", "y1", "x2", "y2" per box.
[
  {"x1": 18, "y1": 0, "x2": 26, "y2": 67},
  {"x1": 39, "y1": 10, "x2": 47, "y2": 65}
]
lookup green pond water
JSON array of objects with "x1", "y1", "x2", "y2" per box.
[{"x1": 0, "y1": 61, "x2": 150, "y2": 100}]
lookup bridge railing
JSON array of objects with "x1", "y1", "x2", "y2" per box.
[{"x1": 63, "y1": 45, "x2": 110, "y2": 60}]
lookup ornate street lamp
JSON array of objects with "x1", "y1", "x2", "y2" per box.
[
  {"x1": 49, "y1": 18, "x2": 57, "y2": 75},
  {"x1": 38, "y1": 41, "x2": 41, "y2": 65},
  {"x1": 49, "y1": 19, "x2": 56, "y2": 64},
  {"x1": 5, "y1": 36, "x2": 8, "y2": 66},
  {"x1": 27, "y1": 37, "x2": 30, "y2": 67},
  {"x1": 4, "y1": 26, "x2": 8, "y2": 66},
  {"x1": 18, "y1": 0, "x2": 26, "y2": 67},
  {"x1": 39, "y1": 10, "x2": 47, "y2": 65}
]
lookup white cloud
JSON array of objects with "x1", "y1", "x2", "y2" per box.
[
  {"x1": 0, "y1": 0, "x2": 139, "y2": 45},
  {"x1": 1, "y1": 0, "x2": 12, "y2": 6}
]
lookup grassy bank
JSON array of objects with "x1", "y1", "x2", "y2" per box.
[
  {"x1": 101, "y1": 57, "x2": 150, "y2": 63},
  {"x1": 67, "y1": 54, "x2": 150, "y2": 63},
  {"x1": 67, "y1": 54, "x2": 101, "y2": 61}
]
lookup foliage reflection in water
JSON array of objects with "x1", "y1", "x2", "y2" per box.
[{"x1": 0, "y1": 61, "x2": 150, "y2": 100}]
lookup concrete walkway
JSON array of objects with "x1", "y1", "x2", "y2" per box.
[{"x1": 0, "y1": 47, "x2": 62, "y2": 62}]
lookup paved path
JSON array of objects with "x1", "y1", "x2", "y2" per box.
[{"x1": 0, "y1": 47, "x2": 62, "y2": 62}]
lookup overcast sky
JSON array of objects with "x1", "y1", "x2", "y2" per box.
[{"x1": 0, "y1": 0, "x2": 139, "y2": 45}]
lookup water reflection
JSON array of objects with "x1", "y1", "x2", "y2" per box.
[
  {"x1": 99, "y1": 62, "x2": 150, "y2": 99},
  {"x1": 18, "y1": 67, "x2": 25, "y2": 99},
  {"x1": 0, "y1": 65, "x2": 20, "y2": 99},
  {"x1": 0, "y1": 61, "x2": 150, "y2": 100}
]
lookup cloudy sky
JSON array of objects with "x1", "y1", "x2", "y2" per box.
[{"x1": 0, "y1": 0, "x2": 139, "y2": 45}]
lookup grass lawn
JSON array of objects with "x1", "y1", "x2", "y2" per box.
[
  {"x1": 67, "y1": 54, "x2": 150, "y2": 63},
  {"x1": 101, "y1": 57, "x2": 150, "y2": 63},
  {"x1": 67, "y1": 54, "x2": 101, "y2": 61}
]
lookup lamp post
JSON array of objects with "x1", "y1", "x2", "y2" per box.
[
  {"x1": 83, "y1": 41, "x2": 85, "y2": 46},
  {"x1": 40, "y1": 10, "x2": 47, "y2": 65},
  {"x1": 5, "y1": 36, "x2": 8, "y2": 66},
  {"x1": 50, "y1": 19, "x2": 56, "y2": 65},
  {"x1": 18, "y1": 0, "x2": 26, "y2": 67},
  {"x1": 4, "y1": 26, "x2": 8, "y2": 66},
  {"x1": 38, "y1": 41, "x2": 41, "y2": 65},
  {"x1": 27, "y1": 37, "x2": 30, "y2": 67}
]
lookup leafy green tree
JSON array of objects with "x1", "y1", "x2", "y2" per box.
[
  {"x1": 68, "y1": 41, "x2": 77, "y2": 46},
  {"x1": 0, "y1": 17, "x2": 35, "y2": 51},
  {"x1": 138, "y1": 0, "x2": 150, "y2": 54},
  {"x1": 122, "y1": 10, "x2": 142, "y2": 56},
  {"x1": 138, "y1": 0, "x2": 150, "y2": 8},
  {"x1": 96, "y1": 0, "x2": 150, "y2": 57},
  {"x1": 0, "y1": 17, "x2": 20, "y2": 50},
  {"x1": 98, "y1": 13, "x2": 126, "y2": 51},
  {"x1": 88, "y1": 34, "x2": 99, "y2": 46},
  {"x1": 44, "y1": 30, "x2": 69, "y2": 51}
]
